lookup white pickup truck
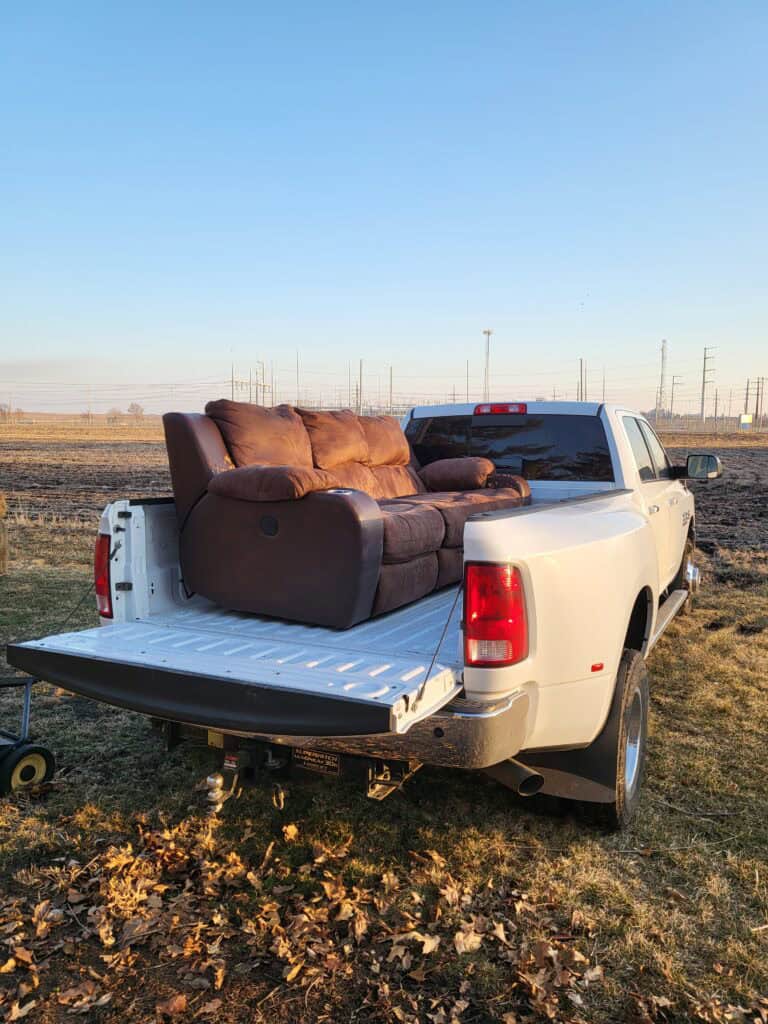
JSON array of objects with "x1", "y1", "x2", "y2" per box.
[{"x1": 7, "y1": 402, "x2": 722, "y2": 827}]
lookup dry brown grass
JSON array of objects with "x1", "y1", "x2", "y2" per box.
[
  {"x1": 659, "y1": 430, "x2": 768, "y2": 449},
  {"x1": 0, "y1": 437, "x2": 766, "y2": 1022}
]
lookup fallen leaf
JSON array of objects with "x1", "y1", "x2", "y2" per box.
[
  {"x1": 58, "y1": 982, "x2": 97, "y2": 1005},
  {"x1": 8, "y1": 1000, "x2": 37, "y2": 1020},
  {"x1": 283, "y1": 961, "x2": 303, "y2": 982},
  {"x1": 282, "y1": 823, "x2": 299, "y2": 842},
  {"x1": 195, "y1": 1000, "x2": 223, "y2": 1019},
  {"x1": 454, "y1": 930, "x2": 482, "y2": 954},
  {"x1": 156, "y1": 993, "x2": 188, "y2": 1017},
  {"x1": 0, "y1": 957, "x2": 17, "y2": 973}
]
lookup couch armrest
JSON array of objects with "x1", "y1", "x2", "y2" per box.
[
  {"x1": 180, "y1": 488, "x2": 384, "y2": 629},
  {"x1": 418, "y1": 457, "x2": 495, "y2": 492},
  {"x1": 163, "y1": 412, "x2": 234, "y2": 525},
  {"x1": 487, "y1": 472, "x2": 531, "y2": 503},
  {"x1": 208, "y1": 464, "x2": 337, "y2": 502}
]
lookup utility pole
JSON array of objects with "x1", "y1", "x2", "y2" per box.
[
  {"x1": 583, "y1": 360, "x2": 588, "y2": 402},
  {"x1": 714, "y1": 388, "x2": 719, "y2": 434},
  {"x1": 744, "y1": 378, "x2": 750, "y2": 414},
  {"x1": 727, "y1": 388, "x2": 733, "y2": 426},
  {"x1": 249, "y1": 368, "x2": 253, "y2": 404},
  {"x1": 754, "y1": 376, "x2": 762, "y2": 422},
  {"x1": 657, "y1": 339, "x2": 668, "y2": 419},
  {"x1": 347, "y1": 363, "x2": 352, "y2": 407},
  {"x1": 700, "y1": 347, "x2": 715, "y2": 424},
  {"x1": 358, "y1": 359, "x2": 363, "y2": 414},
  {"x1": 578, "y1": 359, "x2": 583, "y2": 401},
  {"x1": 670, "y1": 375, "x2": 683, "y2": 422},
  {"x1": 482, "y1": 330, "x2": 492, "y2": 402}
]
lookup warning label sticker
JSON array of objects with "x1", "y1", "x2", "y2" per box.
[{"x1": 293, "y1": 748, "x2": 341, "y2": 775}]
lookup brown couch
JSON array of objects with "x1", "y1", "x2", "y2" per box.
[{"x1": 163, "y1": 401, "x2": 530, "y2": 628}]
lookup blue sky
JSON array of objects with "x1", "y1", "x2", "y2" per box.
[{"x1": 1, "y1": 2, "x2": 766, "y2": 414}]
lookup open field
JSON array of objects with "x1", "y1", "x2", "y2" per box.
[{"x1": 0, "y1": 429, "x2": 767, "y2": 1022}]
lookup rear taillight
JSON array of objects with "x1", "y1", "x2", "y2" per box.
[
  {"x1": 473, "y1": 402, "x2": 527, "y2": 415},
  {"x1": 94, "y1": 533, "x2": 113, "y2": 618},
  {"x1": 464, "y1": 563, "x2": 528, "y2": 667}
]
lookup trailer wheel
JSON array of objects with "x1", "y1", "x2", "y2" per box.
[
  {"x1": 597, "y1": 649, "x2": 649, "y2": 830},
  {"x1": 0, "y1": 743, "x2": 55, "y2": 794}
]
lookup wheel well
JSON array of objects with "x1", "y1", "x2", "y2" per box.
[{"x1": 624, "y1": 588, "x2": 652, "y2": 654}]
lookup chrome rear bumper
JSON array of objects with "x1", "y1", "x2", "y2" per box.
[{"x1": 253, "y1": 690, "x2": 530, "y2": 770}]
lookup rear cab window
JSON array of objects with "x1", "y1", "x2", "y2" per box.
[{"x1": 406, "y1": 412, "x2": 614, "y2": 482}]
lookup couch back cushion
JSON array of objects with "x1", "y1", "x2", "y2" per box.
[
  {"x1": 297, "y1": 408, "x2": 369, "y2": 469},
  {"x1": 359, "y1": 415, "x2": 410, "y2": 467},
  {"x1": 370, "y1": 465, "x2": 424, "y2": 499},
  {"x1": 205, "y1": 400, "x2": 312, "y2": 468},
  {"x1": 326, "y1": 461, "x2": 379, "y2": 494}
]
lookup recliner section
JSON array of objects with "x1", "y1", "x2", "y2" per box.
[{"x1": 163, "y1": 400, "x2": 531, "y2": 628}]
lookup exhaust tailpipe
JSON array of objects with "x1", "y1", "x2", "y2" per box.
[{"x1": 484, "y1": 758, "x2": 544, "y2": 797}]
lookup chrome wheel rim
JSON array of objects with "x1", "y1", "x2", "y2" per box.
[{"x1": 624, "y1": 690, "x2": 644, "y2": 795}]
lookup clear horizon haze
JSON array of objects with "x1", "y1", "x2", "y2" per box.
[{"x1": 1, "y1": 2, "x2": 766, "y2": 416}]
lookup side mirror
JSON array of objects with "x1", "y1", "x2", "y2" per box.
[{"x1": 686, "y1": 453, "x2": 723, "y2": 480}]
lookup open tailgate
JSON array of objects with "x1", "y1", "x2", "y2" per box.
[{"x1": 7, "y1": 590, "x2": 462, "y2": 737}]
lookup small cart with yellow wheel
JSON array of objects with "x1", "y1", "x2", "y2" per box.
[{"x1": 0, "y1": 677, "x2": 55, "y2": 794}]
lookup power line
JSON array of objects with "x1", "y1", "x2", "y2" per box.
[{"x1": 700, "y1": 347, "x2": 715, "y2": 423}]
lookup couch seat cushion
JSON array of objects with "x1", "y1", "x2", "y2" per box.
[
  {"x1": 205, "y1": 401, "x2": 312, "y2": 468},
  {"x1": 378, "y1": 501, "x2": 446, "y2": 563},
  {"x1": 403, "y1": 488, "x2": 524, "y2": 547}
]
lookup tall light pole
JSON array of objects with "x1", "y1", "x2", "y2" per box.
[{"x1": 482, "y1": 329, "x2": 492, "y2": 402}]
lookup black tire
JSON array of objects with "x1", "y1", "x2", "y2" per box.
[
  {"x1": 0, "y1": 743, "x2": 55, "y2": 795},
  {"x1": 670, "y1": 535, "x2": 696, "y2": 615},
  {"x1": 596, "y1": 649, "x2": 649, "y2": 830}
]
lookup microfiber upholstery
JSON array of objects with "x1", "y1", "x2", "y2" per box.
[
  {"x1": 378, "y1": 501, "x2": 445, "y2": 563},
  {"x1": 418, "y1": 456, "x2": 494, "y2": 492},
  {"x1": 208, "y1": 464, "x2": 337, "y2": 502},
  {"x1": 163, "y1": 401, "x2": 532, "y2": 628},
  {"x1": 297, "y1": 408, "x2": 369, "y2": 469},
  {"x1": 327, "y1": 461, "x2": 379, "y2": 493},
  {"x1": 370, "y1": 464, "x2": 425, "y2": 499},
  {"x1": 397, "y1": 489, "x2": 525, "y2": 547},
  {"x1": 206, "y1": 401, "x2": 312, "y2": 468},
  {"x1": 360, "y1": 414, "x2": 410, "y2": 466}
]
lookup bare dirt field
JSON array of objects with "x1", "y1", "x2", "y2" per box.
[
  {"x1": 0, "y1": 423, "x2": 169, "y2": 522},
  {"x1": 0, "y1": 426, "x2": 766, "y2": 1023}
]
